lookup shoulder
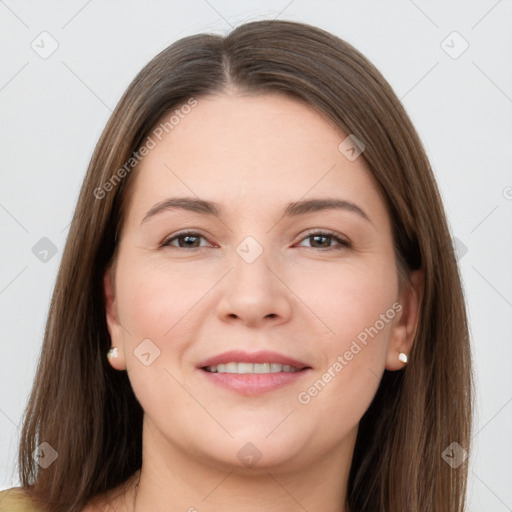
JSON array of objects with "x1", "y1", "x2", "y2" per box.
[
  {"x1": 0, "y1": 486, "x2": 104, "y2": 512},
  {"x1": 0, "y1": 487, "x2": 42, "y2": 511}
]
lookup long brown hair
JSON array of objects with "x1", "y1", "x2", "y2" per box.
[{"x1": 17, "y1": 19, "x2": 473, "y2": 511}]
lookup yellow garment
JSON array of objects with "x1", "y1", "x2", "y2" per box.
[{"x1": 0, "y1": 488, "x2": 42, "y2": 512}]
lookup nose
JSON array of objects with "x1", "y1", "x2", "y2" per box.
[{"x1": 215, "y1": 243, "x2": 292, "y2": 328}]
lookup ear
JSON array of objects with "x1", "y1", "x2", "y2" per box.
[
  {"x1": 103, "y1": 265, "x2": 127, "y2": 370},
  {"x1": 385, "y1": 268, "x2": 424, "y2": 371}
]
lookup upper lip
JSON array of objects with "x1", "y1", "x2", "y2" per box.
[{"x1": 197, "y1": 350, "x2": 311, "y2": 370}]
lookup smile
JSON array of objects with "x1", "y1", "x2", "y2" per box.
[{"x1": 203, "y1": 362, "x2": 300, "y2": 374}]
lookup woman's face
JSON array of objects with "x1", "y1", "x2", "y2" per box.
[{"x1": 105, "y1": 92, "x2": 418, "y2": 473}]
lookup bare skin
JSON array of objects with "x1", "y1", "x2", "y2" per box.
[{"x1": 85, "y1": 90, "x2": 422, "y2": 511}]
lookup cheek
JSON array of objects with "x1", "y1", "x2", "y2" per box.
[
  {"x1": 293, "y1": 255, "x2": 399, "y2": 348},
  {"x1": 113, "y1": 261, "x2": 205, "y2": 425},
  {"x1": 113, "y1": 259, "x2": 207, "y2": 395},
  {"x1": 115, "y1": 257, "x2": 211, "y2": 340},
  {"x1": 292, "y1": 258, "x2": 398, "y2": 416},
  {"x1": 295, "y1": 302, "x2": 397, "y2": 442}
]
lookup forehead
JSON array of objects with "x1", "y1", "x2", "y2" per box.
[{"x1": 125, "y1": 92, "x2": 388, "y2": 224}]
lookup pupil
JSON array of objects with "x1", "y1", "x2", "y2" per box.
[
  {"x1": 183, "y1": 236, "x2": 198, "y2": 247},
  {"x1": 313, "y1": 235, "x2": 328, "y2": 247}
]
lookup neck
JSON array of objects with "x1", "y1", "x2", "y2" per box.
[{"x1": 131, "y1": 417, "x2": 355, "y2": 512}]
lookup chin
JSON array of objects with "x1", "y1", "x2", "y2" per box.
[{"x1": 195, "y1": 432, "x2": 309, "y2": 472}]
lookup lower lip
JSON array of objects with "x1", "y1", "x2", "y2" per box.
[{"x1": 199, "y1": 368, "x2": 311, "y2": 395}]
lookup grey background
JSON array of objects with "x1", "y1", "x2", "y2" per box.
[{"x1": 1, "y1": 0, "x2": 511, "y2": 509}]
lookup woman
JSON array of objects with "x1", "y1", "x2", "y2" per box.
[{"x1": 0, "y1": 19, "x2": 473, "y2": 512}]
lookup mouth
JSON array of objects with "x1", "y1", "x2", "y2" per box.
[
  {"x1": 203, "y1": 362, "x2": 304, "y2": 374},
  {"x1": 197, "y1": 350, "x2": 312, "y2": 395},
  {"x1": 197, "y1": 349, "x2": 311, "y2": 372}
]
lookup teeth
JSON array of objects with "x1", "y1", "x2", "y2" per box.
[
  {"x1": 204, "y1": 362, "x2": 300, "y2": 374},
  {"x1": 238, "y1": 362, "x2": 253, "y2": 374},
  {"x1": 254, "y1": 363, "x2": 270, "y2": 373}
]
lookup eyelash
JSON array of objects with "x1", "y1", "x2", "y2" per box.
[{"x1": 161, "y1": 230, "x2": 351, "y2": 252}]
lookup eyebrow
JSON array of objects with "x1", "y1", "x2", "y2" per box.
[{"x1": 141, "y1": 197, "x2": 372, "y2": 224}]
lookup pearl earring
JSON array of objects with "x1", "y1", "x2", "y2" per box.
[
  {"x1": 398, "y1": 352, "x2": 408, "y2": 364},
  {"x1": 107, "y1": 347, "x2": 119, "y2": 360}
]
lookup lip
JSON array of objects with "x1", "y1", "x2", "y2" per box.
[
  {"x1": 196, "y1": 350, "x2": 312, "y2": 396},
  {"x1": 196, "y1": 350, "x2": 310, "y2": 370},
  {"x1": 200, "y1": 370, "x2": 312, "y2": 395}
]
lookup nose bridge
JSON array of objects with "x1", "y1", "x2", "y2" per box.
[
  {"x1": 231, "y1": 233, "x2": 277, "y2": 296},
  {"x1": 216, "y1": 232, "x2": 291, "y2": 324}
]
